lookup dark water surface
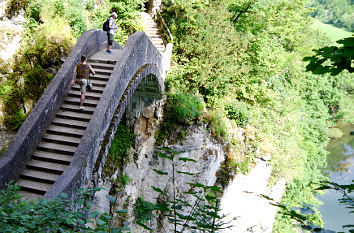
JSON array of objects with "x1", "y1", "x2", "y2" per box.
[{"x1": 318, "y1": 123, "x2": 354, "y2": 233}]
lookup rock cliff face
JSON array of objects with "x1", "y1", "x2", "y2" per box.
[
  {"x1": 0, "y1": 1, "x2": 25, "y2": 151},
  {"x1": 0, "y1": 0, "x2": 26, "y2": 62},
  {"x1": 91, "y1": 104, "x2": 285, "y2": 232},
  {"x1": 220, "y1": 161, "x2": 285, "y2": 233},
  {"x1": 112, "y1": 108, "x2": 225, "y2": 232}
]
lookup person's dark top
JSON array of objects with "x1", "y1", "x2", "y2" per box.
[{"x1": 77, "y1": 63, "x2": 90, "y2": 79}]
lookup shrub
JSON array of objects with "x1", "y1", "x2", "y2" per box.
[
  {"x1": 0, "y1": 182, "x2": 129, "y2": 232},
  {"x1": 225, "y1": 102, "x2": 250, "y2": 127},
  {"x1": 5, "y1": 0, "x2": 28, "y2": 18},
  {"x1": 134, "y1": 197, "x2": 156, "y2": 225},
  {"x1": 166, "y1": 92, "x2": 205, "y2": 125},
  {"x1": 2, "y1": 86, "x2": 26, "y2": 131},
  {"x1": 103, "y1": 124, "x2": 135, "y2": 177},
  {"x1": 210, "y1": 111, "x2": 227, "y2": 140}
]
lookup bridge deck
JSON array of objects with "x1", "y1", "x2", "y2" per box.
[{"x1": 18, "y1": 48, "x2": 121, "y2": 200}]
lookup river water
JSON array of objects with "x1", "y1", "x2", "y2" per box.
[{"x1": 318, "y1": 123, "x2": 354, "y2": 232}]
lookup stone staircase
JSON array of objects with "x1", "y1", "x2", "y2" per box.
[
  {"x1": 139, "y1": 12, "x2": 165, "y2": 53},
  {"x1": 18, "y1": 49, "x2": 120, "y2": 200}
]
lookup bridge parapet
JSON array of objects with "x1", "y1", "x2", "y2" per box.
[
  {"x1": 44, "y1": 31, "x2": 165, "y2": 199},
  {"x1": 0, "y1": 30, "x2": 121, "y2": 190}
]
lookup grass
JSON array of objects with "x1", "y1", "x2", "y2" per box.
[{"x1": 311, "y1": 20, "x2": 353, "y2": 44}]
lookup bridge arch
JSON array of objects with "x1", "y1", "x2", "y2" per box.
[
  {"x1": 43, "y1": 32, "x2": 166, "y2": 199},
  {"x1": 0, "y1": 30, "x2": 167, "y2": 199}
]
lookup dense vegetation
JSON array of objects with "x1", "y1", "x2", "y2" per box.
[
  {"x1": 0, "y1": 0, "x2": 144, "y2": 130},
  {"x1": 160, "y1": 0, "x2": 353, "y2": 231},
  {"x1": 0, "y1": 0, "x2": 353, "y2": 231},
  {"x1": 307, "y1": 0, "x2": 354, "y2": 31}
]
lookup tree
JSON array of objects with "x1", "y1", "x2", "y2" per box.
[
  {"x1": 303, "y1": 36, "x2": 354, "y2": 75},
  {"x1": 0, "y1": 182, "x2": 129, "y2": 232}
]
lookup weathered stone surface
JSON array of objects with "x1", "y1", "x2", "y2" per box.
[
  {"x1": 109, "y1": 122, "x2": 225, "y2": 232},
  {"x1": 44, "y1": 32, "x2": 165, "y2": 199},
  {"x1": 0, "y1": 29, "x2": 122, "y2": 190},
  {"x1": 220, "y1": 160, "x2": 286, "y2": 233}
]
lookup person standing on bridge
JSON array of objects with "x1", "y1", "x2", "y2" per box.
[
  {"x1": 106, "y1": 12, "x2": 118, "y2": 54},
  {"x1": 71, "y1": 55, "x2": 95, "y2": 110}
]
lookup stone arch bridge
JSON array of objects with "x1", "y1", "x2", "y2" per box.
[{"x1": 0, "y1": 29, "x2": 171, "y2": 200}]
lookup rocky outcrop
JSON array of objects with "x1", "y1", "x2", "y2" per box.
[
  {"x1": 220, "y1": 160, "x2": 286, "y2": 233},
  {"x1": 89, "y1": 105, "x2": 286, "y2": 232},
  {"x1": 0, "y1": 0, "x2": 26, "y2": 62}
]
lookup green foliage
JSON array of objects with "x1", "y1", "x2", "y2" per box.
[
  {"x1": 108, "y1": 125, "x2": 134, "y2": 162},
  {"x1": 273, "y1": 180, "x2": 354, "y2": 233},
  {"x1": 311, "y1": 20, "x2": 353, "y2": 44},
  {"x1": 2, "y1": 85, "x2": 26, "y2": 131},
  {"x1": 135, "y1": 147, "x2": 233, "y2": 232},
  {"x1": 134, "y1": 197, "x2": 156, "y2": 225},
  {"x1": 155, "y1": 93, "x2": 204, "y2": 145},
  {"x1": 162, "y1": 1, "x2": 354, "y2": 231},
  {"x1": 0, "y1": 182, "x2": 129, "y2": 232},
  {"x1": 307, "y1": 0, "x2": 354, "y2": 31},
  {"x1": 116, "y1": 174, "x2": 131, "y2": 187},
  {"x1": 5, "y1": 0, "x2": 28, "y2": 18},
  {"x1": 103, "y1": 124, "x2": 134, "y2": 177},
  {"x1": 26, "y1": 0, "x2": 42, "y2": 22},
  {"x1": 210, "y1": 111, "x2": 227, "y2": 140},
  {"x1": 2, "y1": 6, "x2": 75, "y2": 129},
  {"x1": 303, "y1": 36, "x2": 354, "y2": 75},
  {"x1": 225, "y1": 102, "x2": 250, "y2": 127},
  {"x1": 166, "y1": 92, "x2": 205, "y2": 125}
]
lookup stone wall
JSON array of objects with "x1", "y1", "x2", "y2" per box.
[
  {"x1": 0, "y1": 29, "x2": 121, "y2": 190},
  {"x1": 44, "y1": 32, "x2": 165, "y2": 200}
]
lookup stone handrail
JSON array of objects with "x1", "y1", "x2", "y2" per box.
[
  {"x1": 0, "y1": 29, "x2": 121, "y2": 190},
  {"x1": 44, "y1": 31, "x2": 165, "y2": 199}
]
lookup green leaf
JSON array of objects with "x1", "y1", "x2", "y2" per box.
[
  {"x1": 136, "y1": 221, "x2": 153, "y2": 231},
  {"x1": 151, "y1": 186, "x2": 168, "y2": 197},
  {"x1": 88, "y1": 211, "x2": 100, "y2": 219},
  {"x1": 97, "y1": 218, "x2": 105, "y2": 226},
  {"x1": 77, "y1": 219, "x2": 86, "y2": 225},
  {"x1": 152, "y1": 169, "x2": 168, "y2": 176},
  {"x1": 179, "y1": 157, "x2": 197, "y2": 162},
  {"x1": 155, "y1": 203, "x2": 170, "y2": 212},
  {"x1": 156, "y1": 151, "x2": 173, "y2": 161},
  {"x1": 177, "y1": 171, "x2": 194, "y2": 176},
  {"x1": 115, "y1": 209, "x2": 128, "y2": 213},
  {"x1": 59, "y1": 193, "x2": 68, "y2": 199},
  {"x1": 106, "y1": 194, "x2": 116, "y2": 203},
  {"x1": 187, "y1": 182, "x2": 206, "y2": 188}
]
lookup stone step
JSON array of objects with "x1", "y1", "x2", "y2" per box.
[
  {"x1": 60, "y1": 103, "x2": 96, "y2": 114},
  {"x1": 26, "y1": 159, "x2": 67, "y2": 174},
  {"x1": 90, "y1": 79, "x2": 108, "y2": 87},
  {"x1": 20, "y1": 168, "x2": 60, "y2": 183},
  {"x1": 94, "y1": 68, "x2": 112, "y2": 76},
  {"x1": 37, "y1": 141, "x2": 77, "y2": 155},
  {"x1": 52, "y1": 117, "x2": 88, "y2": 129},
  {"x1": 20, "y1": 191, "x2": 43, "y2": 201},
  {"x1": 32, "y1": 150, "x2": 73, "y2": 164},
  {"x1": 47, "y1": 125, "x2": 85, "y2": 138},
  {"x1": 64, "y1": 97, "x2": 99, "y2": 107},
  {"x1": 56, "y1": 109, "x2": 92, "y2": 121},
  {"x1": 68, "y1": 90, "x2": 101, "y2": 100},
  {"x1": 91, "y1": 73, "x2": 110, "y2": 81},
  {"x1": 89, "y1": 62, "x2": 115, "y2": 70},
  {"x1": 71, "y1": 84, "x2": 105, "y2": 94},
  {"x1": 146, "y1": 33, "x2": 163, "y2": 38},
  {"x1": 18, "y1": 179, "x2": 52, "y2": 194},
  {"x1": 42, "y1": 133, "x2": 81, "y2": 147}
]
